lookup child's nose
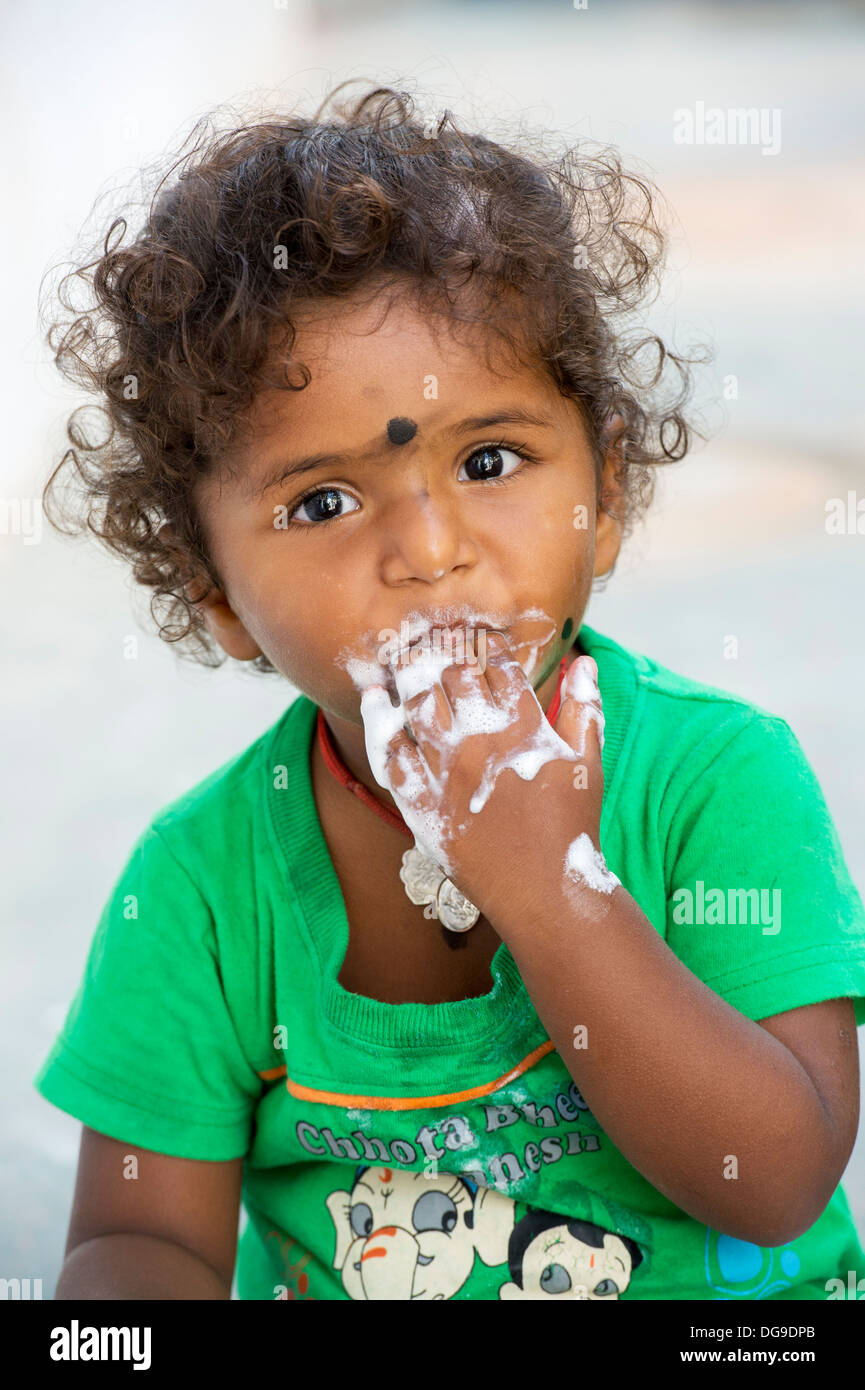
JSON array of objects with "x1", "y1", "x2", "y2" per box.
[{"x1": 379, "y1": 488, "x2": 475, "y2": 585}]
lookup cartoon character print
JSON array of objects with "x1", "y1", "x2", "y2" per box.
[
  {"x1": 326, "y1": 1164, "x2": 645, "y2": 1300},
  {"x1": 326, "y1": 1164, "x2": 514, "y2": 1300},
  {"x1": 704, "y1": 1228, "x2": 801, "y2": 1299},
  {"x1": 499, "y1": 1208, "x2": 644, "y2": 1300}
]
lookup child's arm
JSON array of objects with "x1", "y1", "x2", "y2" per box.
[
  {"x1": 54, "y1": 1126, "x2": 242, "y2": 1299},
  {"x1": 370, "y1": 639, "x2": 862, "y2": 1249},
  {"x1": 493, "y1": 885, "x2": 859, "y2": 1248}
]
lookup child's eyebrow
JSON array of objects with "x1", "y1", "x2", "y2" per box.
[{"x1": 243, "y1": 407, "x2": 555, "y2": 502}]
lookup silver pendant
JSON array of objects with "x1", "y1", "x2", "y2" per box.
[{"x1": 399, "y1": 845, "x2": 480, "y2": 933}]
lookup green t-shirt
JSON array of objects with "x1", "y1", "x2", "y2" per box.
[{"x1": 34, "y1": 624, "x2": 865, "y2": 1301}]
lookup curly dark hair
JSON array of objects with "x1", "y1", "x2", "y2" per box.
[{"x1": 41, "y1": 80, "x2": 706, "y2": 675}]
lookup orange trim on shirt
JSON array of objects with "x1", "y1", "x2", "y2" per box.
[
  {"x1": 256, "y1": 1039, "x2": 555, "y2": 1109},
  {"x1": 259, "y1": 1064, "x2": 289, "y2": 1081}
]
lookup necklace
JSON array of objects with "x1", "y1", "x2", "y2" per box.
[{"x1": 316, "y1": 653, "x2": 572, "y2": 944}]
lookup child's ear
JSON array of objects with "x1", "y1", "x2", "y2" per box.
[
  {"x1": 594, "y1": 414, "x2": 626, "y2": 579},
  {"x1": 158, "y1": 522, "x2": 263, "y2": 662}
]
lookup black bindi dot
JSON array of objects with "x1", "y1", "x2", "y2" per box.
[
  {"x1": 386, "y1": 416, "x2": 418, "y2": 446},
  {"x1": 561, "y1": 618, "x2": 574, "y2": 643}
]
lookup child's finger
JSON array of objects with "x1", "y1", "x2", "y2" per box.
[
  {"x1": 478, "y1": 629, "x2": 527, "y2": 704},
  {"x1": 359, "y1": 683, "x2": 432, "y2": 801},
  {"x1": 555, "y1": 656, "x2": 605, "y2": 762}
]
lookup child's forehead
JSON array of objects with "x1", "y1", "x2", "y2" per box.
[
  {"x1": 283, "y1": 282, "x2": 532, "y2": 370},
  {"x1": 242, "y1": 354, "x2": 570, "y2": 464},
  {"x1": 250, "y1": 288, "x2": 556, "y2": 430}
]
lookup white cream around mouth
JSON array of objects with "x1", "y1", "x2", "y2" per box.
[{"x1": 336, "y1": 604, "x2": 558, "y2": 698}]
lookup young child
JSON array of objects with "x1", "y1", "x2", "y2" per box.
[{"x1": 35, "y1": 82, "x2": 865, "y2": 1302}]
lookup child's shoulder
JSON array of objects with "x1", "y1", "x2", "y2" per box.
[
  {"x1": 583, "y1": 626, "x2": 841, "y2": 870},
  {"x1": 580, "y1": 623, "x2": 798, "y2": 771},
  {"x1": 143, "y1": 695, "x2": 308, "y2": 853},
  {"x1": 583, "y1": 622, "x2": 777, "y2": 711}
]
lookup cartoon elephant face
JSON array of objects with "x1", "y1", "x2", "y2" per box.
[
  {"x1": 500, "y1": 1223, "x2": 635, "y2": 1300},
  {"x1": 326, "y1": 1167, "x2": 514, "y2": 1300}
]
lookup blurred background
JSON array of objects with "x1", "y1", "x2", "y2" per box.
[{"x1": 2, "y1": 0, "x2": 864, "y2": 1297}]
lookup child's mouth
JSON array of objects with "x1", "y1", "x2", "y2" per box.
[
  {"x1": 394, "y1": 622, "x2": 500, "y2": 661},
  {"x1": 381, "y1": 623, "x2": 504, "y2": 703}
]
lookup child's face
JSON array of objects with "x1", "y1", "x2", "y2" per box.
[{"x1": 192, "y1": 285, "x2": 622, "y2": 724}]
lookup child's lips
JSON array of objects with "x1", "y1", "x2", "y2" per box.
[
  {"x1": 382, "y1": 623, "x2": 506, "y2": 693},
  {"x1": 400, "y1": 621, "x2": 502, "y2": 654}
]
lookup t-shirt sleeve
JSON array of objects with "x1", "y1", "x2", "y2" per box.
[
  {"x1": 33, "y1": 824, "x2": 261, "y2": 1159},
  {"x1": 663, "y1": 712, "x2": 865, "y2": 1028}
]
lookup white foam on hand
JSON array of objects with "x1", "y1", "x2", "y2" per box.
[{"x1": 564, "y1": 832, "x2": 620, "y2": 895}]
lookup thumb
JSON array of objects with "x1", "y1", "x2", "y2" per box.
[{"x1": 554, "y1": 655, "x2": 605, "y2": 761}]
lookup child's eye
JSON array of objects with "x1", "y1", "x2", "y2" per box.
[
  {"x1": 457, "y1": 444, "x2": 528, "y2": 484},
  {"x1": 290, "y1": 487, "x2": 360, "y2": 525}
]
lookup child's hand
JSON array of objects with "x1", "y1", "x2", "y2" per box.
[{"x1": 359, "y1": 630, "x2": 606, "y2": 920}]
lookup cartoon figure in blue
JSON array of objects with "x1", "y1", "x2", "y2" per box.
[{"x1": 704, "y1": 1228, "x2": 801, "y2": 1299}]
